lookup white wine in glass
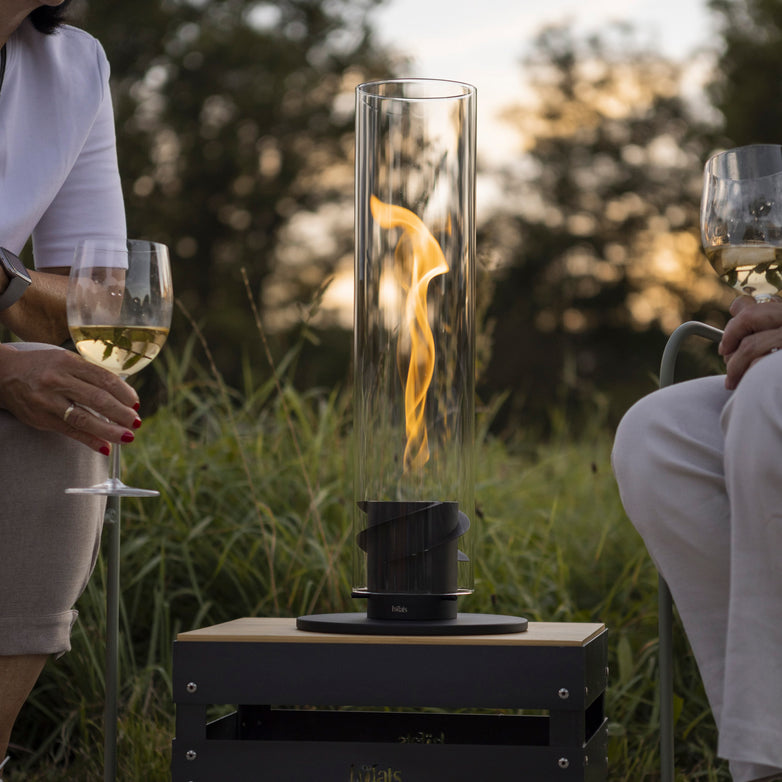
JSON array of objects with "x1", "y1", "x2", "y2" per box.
[
  {"x1": 65, "y1": 238, "x2": 173, "y2": 497},
  {"x1": 701, "y1": 144, "x2": 782, "y2": 302},
  {"x1": 68, "y1": 325, "x2": 169, "y2": 375}
]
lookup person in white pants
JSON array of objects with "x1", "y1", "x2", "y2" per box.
[{"x1": 612, "y1": 295, "x2": 782, "y2": 782}]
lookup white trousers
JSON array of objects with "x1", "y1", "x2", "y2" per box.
[{"x1": 612, "y1": 352, "x2": 782, "y2": 782}]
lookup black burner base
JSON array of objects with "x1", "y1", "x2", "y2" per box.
[
  {"x1": 364, "y1": 592, "x2": 459, "y2": 621},
  {"x1": 295, "y1": 612, "x2": 528, "y2": 636}
]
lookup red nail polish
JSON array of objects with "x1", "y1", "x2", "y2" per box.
[
  {"x1": 133, "y1": 402, "x2": 140, "y2": 412},
  {"x1": 121, "y1": 431, "x2": 135, "y2": 443},
  {"x1": 100, "y1": 445, "x2": 111, "y2": 456},
  {"x1": 132, "y1": 417, "x2": 142, "y2": 430}
]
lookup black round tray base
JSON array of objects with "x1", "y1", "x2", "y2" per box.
[{"x1": 296, "y1": 612, "x2": 528, "y2": 636}]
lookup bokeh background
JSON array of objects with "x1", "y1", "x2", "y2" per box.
[{"x1": 62, "y1": 0, "x2": 777, "y2": 436}]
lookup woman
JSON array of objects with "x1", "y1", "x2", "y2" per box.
[
  {"x1": 613, "y1": 294, "x2": 782, "y2": 782},
  {"x1": 0, "y1": 0, "x2": 141, "y2": 773}
]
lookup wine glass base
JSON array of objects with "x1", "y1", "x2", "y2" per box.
[{"x1": 65, "y1": 480, "x2": 159, "y2": 498}]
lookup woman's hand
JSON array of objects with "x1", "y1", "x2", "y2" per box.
[
  {"x1": 719, "y1": 295, "x2": 782, "y2": 389},
  {"x1": 0, "y1": 346, "x2": 142, "y2": 454}
]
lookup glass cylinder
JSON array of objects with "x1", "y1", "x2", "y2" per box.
[{"x1": 353, "y1": 79, "x2": 476, "y2": 621}]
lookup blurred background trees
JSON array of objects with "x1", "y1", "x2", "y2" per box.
[
  {"x1": 477, "y1": 24, "x2": 727, "y2": 430},
  {"x1": 71, "y1": 0, "x2": 402, "y2": 382},
  {"x1": 64, "y1": 0, "x2": 778, "y2": 434},
  {"x1": 708, "y1": 0, "x2": 782, "y2": 146}
]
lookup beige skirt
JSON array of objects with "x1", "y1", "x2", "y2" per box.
[{"x1": 0, "y1": 343, "x2": 107, "y2": 656}]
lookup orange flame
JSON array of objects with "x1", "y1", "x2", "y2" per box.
[{"x1": 370, "y1": 195, "x2": 449, "y2": 472}]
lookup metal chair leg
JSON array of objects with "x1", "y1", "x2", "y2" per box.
[
  {"x1": 658, "y1": 574, "x2": 675, "y2": 782},
  {"x1": 104, "y1": 495, "x2": 121, "y2": 782},
  {"x1": 657, "y1": 321, "x2": 723, "y2": 782}
]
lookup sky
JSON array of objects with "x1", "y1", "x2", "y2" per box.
[
  {"x1": 317, "y1": 0, "x2": 717, "y2": 322},
  {"x1": 372, "y1": 0, "x2": 715, "y2": 167}
]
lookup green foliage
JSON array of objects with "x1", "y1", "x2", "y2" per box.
[{"x1": 8, "y1": 346, "x2": 728, "y2": 780}]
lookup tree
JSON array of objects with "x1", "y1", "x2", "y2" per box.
[
  {"x1": 707, "y1": 0, "x2": 782, "y2": 146},
  {"x1": 476, "y1": 24, "x2": 726, "y2": 431},
  {"x1": 71, "y1": 0, "x2": 401, "y2": 380}
]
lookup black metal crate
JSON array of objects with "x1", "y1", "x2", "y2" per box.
[{"x1": 171, "y1": 619, "x2": 608, "y2": 781}]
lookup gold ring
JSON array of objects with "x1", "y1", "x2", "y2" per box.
[{"x1": 63, "y1": 403, "x2": 76, "y2": 424}]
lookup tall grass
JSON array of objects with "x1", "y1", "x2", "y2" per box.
[{"x1": 8, "y1": 324, "x2": 729, "y2": 780}]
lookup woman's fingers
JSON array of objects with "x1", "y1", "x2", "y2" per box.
[
  {"x1": 719, "y1": 296, "x2": 782, "y2": 388},
  {"x1": 720, "y1": 295, "x2": 782, "y2": 357},
  {"x1": 724, "y1": 328, "x2": 782, "y2": 389},
  {"x1": 0, "y1": 347, "x2": 141, "y2": 453},
  {"x1": 55, "y1": 363, "x2": 141, "y2": 430},
  {"x1": 60, "y1": 400, "x2": 141, "y2": 452}
]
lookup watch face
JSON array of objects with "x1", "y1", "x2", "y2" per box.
[
  {"x1": 0, "y1": 247, "x2": 32, "y2": 311},
  {"x1": 0, "y1": 247, "x2": 32, "y2": 284}
]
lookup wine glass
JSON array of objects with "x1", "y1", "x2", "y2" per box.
[
  {"x1": 701, "y1": 143, "x2": 782, "y2": 302},
  {"x1": 65, "y1": 238, "x2": 173, "y2": 496}
]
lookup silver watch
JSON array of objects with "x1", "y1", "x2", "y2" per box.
[{"x1": 0, "y1": 247, "x2": 32, "y2": 311}]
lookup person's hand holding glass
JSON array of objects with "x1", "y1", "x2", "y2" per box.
[{"x1": 65, "y1": 238, "x2": 173, "y2": 496}]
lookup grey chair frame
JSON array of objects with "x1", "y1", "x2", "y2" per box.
[{"x1": 657, "y1": 320, "x2": 724, "y2": 782}]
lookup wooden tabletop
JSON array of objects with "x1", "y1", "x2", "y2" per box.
[{"x1": 176, "y1": 617, "x2": 605, "y2": 647}]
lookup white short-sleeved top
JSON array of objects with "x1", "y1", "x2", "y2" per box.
[{"x1": 0, "y1": 20, "x2": 126, "y2": 269}]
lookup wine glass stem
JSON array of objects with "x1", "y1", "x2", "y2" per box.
[
  {"x1": 110, "y1": 373, "x2": 128, "y2": 486},
  {"x1": 110, "y1": 442, "x2": 122, "y2": 484}
]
